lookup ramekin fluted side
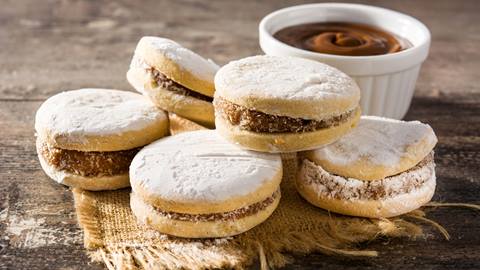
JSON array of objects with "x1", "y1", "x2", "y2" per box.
[{"x1": 352, "y1": 65, "x2": 420, "y2": 119}]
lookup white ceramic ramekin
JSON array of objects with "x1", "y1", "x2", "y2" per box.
[{"x1": 259, "y1": 3, "x2": 430, "y2": 119}]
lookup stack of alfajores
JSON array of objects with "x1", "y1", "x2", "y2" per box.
[{"x1": 35, "y1": 36, "x2": 438, "y2": 239}]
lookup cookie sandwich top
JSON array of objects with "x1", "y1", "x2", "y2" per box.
[
  {"x1": 302, "y1": 116, "x2": 438, "y2": 180},
  {"x1": 35, "y1": 88, "x2": 169, "y2": 152},
  {"x1": 130, "y1": 130, "x2": 283, "y2": 214},
  {"x1": 130, "y1": 36, "x2": 219, "y2": 97},
  {"x1": 214, "y1": 55, "x2": 360, "y2": 120}
]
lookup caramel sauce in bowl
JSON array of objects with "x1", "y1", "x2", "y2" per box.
[
  {"x1": 274, "y1": 22, "x2": 411, "y2": 56},
  {"x1": 259, "y1": 3, "x2": 431, "y2": 119}
]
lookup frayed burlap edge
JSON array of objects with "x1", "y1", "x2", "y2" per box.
[
  {"x1": 73, "y1": 187, "x2": 104, "y2": 249},
  {"x1": 73, "y1": 185, "x2": 479, "y2": 270}
]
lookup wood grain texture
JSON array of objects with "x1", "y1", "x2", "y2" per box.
[{"x1": 0, "y1": 0, "x2": 479, "y2": 269}]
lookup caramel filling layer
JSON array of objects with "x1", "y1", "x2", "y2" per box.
[
  {"x1": 301, "y1": 152, "x2": 435, "y2": 200},
  {"x1": 37, "y1": 140, "x2": 139, "y2": 177},
  {"x1": 147, "y1": 67, "x2": 213, "y2": 102},
  {"x1": 214, "y1": 97, "x2": 356, "y2": 133},
  {"x1": 152, "y1": 189, "x2": 280, "y2": 222}
]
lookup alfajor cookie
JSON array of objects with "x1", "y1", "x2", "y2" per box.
[
  {"x1": 168, "y1": 112, "x2": 207, "y2": 135},
  {"x1": 296, "y1": 116, "x2": 438, "y2": 218},
  {"x1": 127, "y1": 36, "x2": 219, "y2": 128},
  {"x1": 130, "y1": 130, "x2": 282, "y2": 238},
  {"x1": 35, "y1": 88, "x2": 169, "y2": 191},
  {"x1": 214, "y1": 55, "x2": 361, "y2": 153}
]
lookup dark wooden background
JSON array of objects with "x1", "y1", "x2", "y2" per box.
[{"x1": 1, "y1": 0, "x2": 479, "y2": 269}]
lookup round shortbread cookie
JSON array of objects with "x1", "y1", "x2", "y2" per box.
[
  {"x1": 35, "y1": 88, "x2": 169, "y2": 152},
  {"x1": 296, "y1": 157, "x2": 436, "y2": 218},
  {"x1": 215, "y1": 108, "x2": 361, "y2": 153},
  {"x1": 302, "y1": 116, "x2": 438, "y2": 181},
  {"x1": 131, "y1": 36, "x2": 219, "y2": 97},
  {"x1": 167, "y1": 112, "x2": 208, "y2": 135},
  {"x1": 130, "y1": 130, "x2": 283, "y2": 214},
  {"x1": 214, "y1": 55, "x2": 360, "y2": 120},
  {"x1": 130, "y1": 191, "x2": 280, "y2": 238}
]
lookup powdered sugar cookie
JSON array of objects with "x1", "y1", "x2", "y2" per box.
[
  {"x1": 214, "y1": 55, "x2": 361, "y2": 153},
  {"x1": 297, "y1": 116, "x2": 438, "y2": 218},
  {"x1": 127, "y1": 36, "x2": 219, "y2": 128},
  {"x1": 35, "y1": 88, "x2": 168, "y2": 190},
  {"x1": 303, "y1": 116, "x2": 438, "y2": 180},
  {"x1": 130, "y1": 130, "x2": 282, "y2": 238}
]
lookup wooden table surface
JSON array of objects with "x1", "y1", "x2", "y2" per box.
[{"x1": 1, "y1": 0, "x2": 479, "y2": 269}]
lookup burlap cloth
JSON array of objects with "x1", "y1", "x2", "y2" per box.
[{"x1": 72, "y1": 113, "x2": 475, "y2": 270}]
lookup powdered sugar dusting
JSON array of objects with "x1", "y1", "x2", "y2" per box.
[
  {"x1": 130, "y1": 130, "x2": 282, "y2": 202},
  {"x1": 310, "y1": 116, "x2": 438, "y2": 167},
  {"x1": 35, "y1": 88, "x2": 167, "y2": 141},
  {"x1": 136, "y1": 36, "x2": 219, "y2": 82},
  {"x1": 214, "y1": 55, "x2": 360, "y2": 117}
]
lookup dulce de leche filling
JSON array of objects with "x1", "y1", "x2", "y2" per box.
[
  {"x1": 301, "y1": 152, "x2": 435, "y2": 200},
  {"x1": 37, "y1": 139, "x2": 139, "y2": 177},
  {"x1": 274, "y1": 22, "x2": 411, "y2": 56},
  {"x1": 214, "y1": 97, "x2": 357, "y2": 133},
  {"x1": 152, "y1": 189, "x2": 280, "y2": 222},
  {"x1": 147, "y1": 67, "x2": 213, "y2": 103}
]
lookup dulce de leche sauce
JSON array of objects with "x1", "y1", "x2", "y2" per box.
[{"x1": 273, "y1": 22, "x2": 411, "y2": 56}]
